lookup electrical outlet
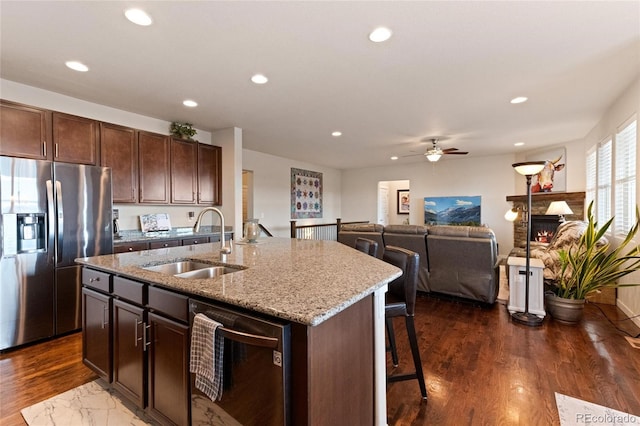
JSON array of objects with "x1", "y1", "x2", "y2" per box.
[{"x1": 188, "y1": 211, "x2": 195, "y2": 221}]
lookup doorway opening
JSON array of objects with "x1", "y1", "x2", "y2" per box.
[{"x1": 377, "y1": 179, "x2": 410, "y2": 226}]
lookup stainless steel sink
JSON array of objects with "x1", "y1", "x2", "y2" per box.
[
  {"x1": 175, "y1": 266, "x2": 243, "y2": 279},
  {"x1": 143, "y1": 261, "x2": 214, "y2": 275},
  {"x1": 142, "y1": 260, "x2": 244, "y2": 279}
]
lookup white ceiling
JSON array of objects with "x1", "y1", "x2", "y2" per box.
[{"x1": 1, "y1": 1, "x2": 639, "y2": 170}]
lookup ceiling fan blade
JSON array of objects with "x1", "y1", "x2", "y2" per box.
[
  {"x1": 444, "y1": 151, "x2": 468, "y2": 155},
  {"x1": 442, "y1": 148, "x2": 459, "y2": 153}
]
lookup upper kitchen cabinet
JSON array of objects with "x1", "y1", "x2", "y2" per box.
[
  {"x1": 52, "y1": 112, "x2": 99, "y2": 165},
  {"x1": 101, "y1": 123, "x2": 137, "y2": 203},
  {"x1": 197, "y1": 143, "x2": 222, "y2": 205},
  {"x1": 138, "y1": 131, "x2": 170, "y2": 204},
  {"x1": 0, "y1": 100, "x2": 52, "y2": 160},
  {"x1": 170, "y1": 138, "x2": 197, "y2": 204}
]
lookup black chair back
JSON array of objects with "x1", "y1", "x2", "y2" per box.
[
  {"x1": 383, "y1": 245, "x2": 419, "y2": 315},
  {"x1": 355, "y1": 237, "x2": 379, "y2": 258}
]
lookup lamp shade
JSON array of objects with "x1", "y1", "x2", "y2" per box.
[
  {"x1": 504, "y1": 208, "x2": 519, "y2": 221},
  {"x1": 546, "y1": 201, "x2": 573, "y2": 216},
  {"x1": 512, "y1": 161, "x2": 546, "y2": 176}
]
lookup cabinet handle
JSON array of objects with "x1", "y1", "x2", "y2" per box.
[
  {"x1": 42, "y1": 141, "x2": 47, "y2": 157},
  {"x1": 135, "y1": 319, "x2": 143, "y2": 347},
  {"x1": 101, "y1": 306, "x2": 108, "y2": 329},
  {"x1": 89, "y1": 277, "x2": 100, "y2": 283},
  {"x1": 54, "y1": 143, "x2": 59, "y2": 158},
  {"x1": 143, "y1": 323, "x2": 151, "y2": 351},
  {"x1": 128, "y1": 247, "x2": 134, "y2": 251}
]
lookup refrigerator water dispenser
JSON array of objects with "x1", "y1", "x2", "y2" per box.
[{"x1": 16, "y1": 213, "x2": 46, "y2": 253}]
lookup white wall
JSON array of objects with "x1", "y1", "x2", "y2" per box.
[
  {"x1": 341, "y1": 154, "x2": 517, "y2": 255},
  {"x1": 583, "y1": 76, "x2": 640, "y2": 325},
  {"x1": 242, "y1": 149, "x2": 342, "y2": 238},
  {"x1": 385, "y1": 180, "x2": 410, "y2": 225}
]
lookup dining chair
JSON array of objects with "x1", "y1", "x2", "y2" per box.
[
  {"x1": 383, "y1": 245, "x2": 428, "y2": 400},
  {"x1": 355, "y1": 237, "x2": 380, "y2": 258}
]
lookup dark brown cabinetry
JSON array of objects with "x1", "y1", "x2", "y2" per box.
[
  {"x1": 52, "y1": 112, "x2": 99, "y2": 165},
  {"x1": 82, "y1": 287, "x2": 112, "y2": 382},
  {"x1": 0, "y1": 100, "x2": 51, "y2": 160},
  {"x1": 113, "y1": 242, "x2": 149, "y2": 253},
  {"x1": 113, "y1": 298, "x2": 146, "y2": 407},
  {"x1": 148, "y1": 239, "x2": 181, "y2": 249},
  {"x1": 138, "y1": 131, "x2": 170, "y2": 204},
  {"x1": 100, "y1": 123, "x2": 137, "y2": 203},
  {"x1": 84, "y1": 269, "x2": 190, "y2": 425},
  {"x1": 170, "y1": 138, "x2": 198, "y2": 204},
  {"x1": 197, "y1": 143, "x2": 222, "y2": 205}
]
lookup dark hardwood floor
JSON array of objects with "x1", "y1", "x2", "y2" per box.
[{"x1": 1, "y1": 295, "x2": 639, "y2": 425}]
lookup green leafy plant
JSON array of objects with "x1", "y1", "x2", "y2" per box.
[
  {"x1": 170, "y1": 122, "x2": 197, "y2": 140},
  {"x1": 553, "y1": 201, "x2": 640, "y2": 299}
]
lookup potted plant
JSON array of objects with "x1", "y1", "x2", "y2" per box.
[
  {"x1": 170, "y1": 122, "x2": 197, "y2": 140},
  {"x1": 545, "y1": 201, "x2": 640, "y2": 324}
]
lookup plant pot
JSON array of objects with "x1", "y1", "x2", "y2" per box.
[{"x1": 544, "y1": 292, "x2": 585, "y2": 325}]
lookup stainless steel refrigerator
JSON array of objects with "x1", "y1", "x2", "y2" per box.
[{"x1": 1, "y1": 156, "x2": 113, "y2": 351}]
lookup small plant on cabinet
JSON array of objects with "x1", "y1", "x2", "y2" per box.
[{"x1": 170, "y1": 122, "x2": 197, "y2": 140}]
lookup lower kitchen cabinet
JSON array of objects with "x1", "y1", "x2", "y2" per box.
[
  {"x1": 113, "y1": 299, "x2": 146, "y2": 408},
  {"x1": 147, "y1": 313, "x2": 190, "y2": 426},
  {"x1": 83, "y1": 268, "x2": 190, "y2": 426},
  {"x1": 82, "y1": 287, "x2": 112, "y2": 382}
]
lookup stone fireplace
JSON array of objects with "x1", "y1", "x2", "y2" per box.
[{"x1": 506, "y1": 192, "x2": 585, "y2": 248}]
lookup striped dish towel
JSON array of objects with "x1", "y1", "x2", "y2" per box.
[{"x1": 190, "y1": 313, "x2": 225, "y2": 401}]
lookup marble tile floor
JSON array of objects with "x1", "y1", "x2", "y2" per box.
[{"x1": 20, "y1": 381, "x2": 154, "y2": 426}]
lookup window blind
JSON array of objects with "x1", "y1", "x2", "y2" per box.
[
  {"x1": 597, "y1": 139, "x2": 612, "y2": 227},
  {"x1": 614, "y1": 118, "x2": 637, "y2": 236}
]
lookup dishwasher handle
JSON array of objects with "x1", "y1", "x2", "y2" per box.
[{"x1": 218, "y1": 327, "x2": 279, "y2": 349}]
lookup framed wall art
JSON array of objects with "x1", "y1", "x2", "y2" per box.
[
  {"x1": 397, "y1": 190, "x2": 410, "y2": 214},
  {"x1": 424, "y1": 195, "x2": 481, "y2": 226},
  {"x1": 291, "y1": 168, "x2": 323, "y2": 219},
  {"x1": 526, "y1": 147, "x2": 566, "y2": 193}
]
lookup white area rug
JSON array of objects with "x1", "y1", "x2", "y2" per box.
[
  {"x1": 556, "y1": 393, "x2": 640, "y2": 426},
  {"x1": 21, "y1": 381, "x2": 152, "y2": 426}
]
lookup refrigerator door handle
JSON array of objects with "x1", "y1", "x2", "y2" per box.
[
  {"x1": 55, "y1": 180, "x2": 63, "y2": 262},
  {"x1": 46, "y1": 180, "x2": 56, "y2": 264}
]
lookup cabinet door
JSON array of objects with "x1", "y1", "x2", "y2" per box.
[
  {"x1": 101, "y1": 123, "x2": 137, "y2": 203},
  {"x1": 170, "y1": 138, "x2": 197, "y2": 204},
  {"x1": 82, "y1": 287, "x2": 112, "y2": 382},
  {"x1": 138, "y1": 131, "x2": 170, "y2": 204},
  {"x1": 147, "y1": 313, "x2": 190, "y2": 426},
  {"x1": 113, "y1": 299, "x2": 146, "y2": 408},
  {"x1": 52, "y1": 112, "x2": 98, "y2": 165},
  {"x1": 197, "y1": 143, "x2": 222, "y2": 205},
  {"x1": 0, "y1": 101, "x2": 51, "y2": 160}
]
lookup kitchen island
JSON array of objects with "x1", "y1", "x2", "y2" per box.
[{"x1": 76, "y1": 237, "x2": 401, "y2": 425}]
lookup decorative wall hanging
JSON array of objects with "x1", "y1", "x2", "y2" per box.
[
  {"x1": 525, "y1": 147, "x2": 566, "y2": 193},
  {"x1": 424, "y1": 195, "x2": 481, "y2": 226},
  {"x1": 397, "y1": 190, "x2": 410, "y2": 214},
  {"x1": 291, "y1": 168, "x2": 323, "y2": 219}
]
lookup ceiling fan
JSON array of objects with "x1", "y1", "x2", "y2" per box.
[{"x1": 406, "y1": 138, "x2": 469, "y2": 162}]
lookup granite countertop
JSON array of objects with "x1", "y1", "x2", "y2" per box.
[
  {"x1": 113, "y1": 226, "x2": 233, "y2": 244},
  {"x1": 76, "y1": 237, "x2": 401, "y2": 326}
]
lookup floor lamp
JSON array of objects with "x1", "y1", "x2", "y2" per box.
[{"x1": 512, "y1": 161, "x2": 546, "y2": 327}]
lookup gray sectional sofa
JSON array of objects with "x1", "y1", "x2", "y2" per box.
[{"x1": 338, "y1": 223, "x2": 499, "y2": 304}]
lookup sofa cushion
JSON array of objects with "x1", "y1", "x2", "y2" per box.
[
  {"x1": 384, "y1": 224, "x2": 429, "y2": 235},
  {"x1": 340, "y1": 223, "x2": 384, "y2": 233}
]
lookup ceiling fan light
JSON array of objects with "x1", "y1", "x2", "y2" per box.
[{"x1": 426, "y1": 152, "x2": 442, "y2": 162}]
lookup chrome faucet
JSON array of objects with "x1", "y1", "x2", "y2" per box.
[{"x1": 193, "y1": 207, "x2": 232, "y2": 262}]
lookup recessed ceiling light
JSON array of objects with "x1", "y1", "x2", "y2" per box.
[
  {"x1": 514, "y1": 142, "x2": 525, "y2": 146},
  {"x1": 251, "y1": 74, "x2": 269, "y2": 84},
  {"x1": 65, "y1": 61, "x2": 89, "y2": 72},
  {"x1": 369, "y1": 27, "x2": 392, "y2": 43},
  {"x1": 125, "y1": 8, "x2": 152, "y2": 26},
  {"x1": 390, "y1": 156, "x2": 398, "y2": 160},
  {"x1": 183, "y1": 100, "x2": 198, "y2": 107},
  {"x1": 510, "y1": 96, "x2": 528, "y2": 104},
  {"x1": 331, "y1": 131, "x2": 342, "y2": 137}
]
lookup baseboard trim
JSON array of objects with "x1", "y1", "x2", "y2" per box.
[{"x1": 616, "y1": 299, "x2": 640, "y2": 329}]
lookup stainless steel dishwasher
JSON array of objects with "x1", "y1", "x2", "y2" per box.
[{"x1": 189, "y1": 299, "x2": 291, "y2": 425}]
